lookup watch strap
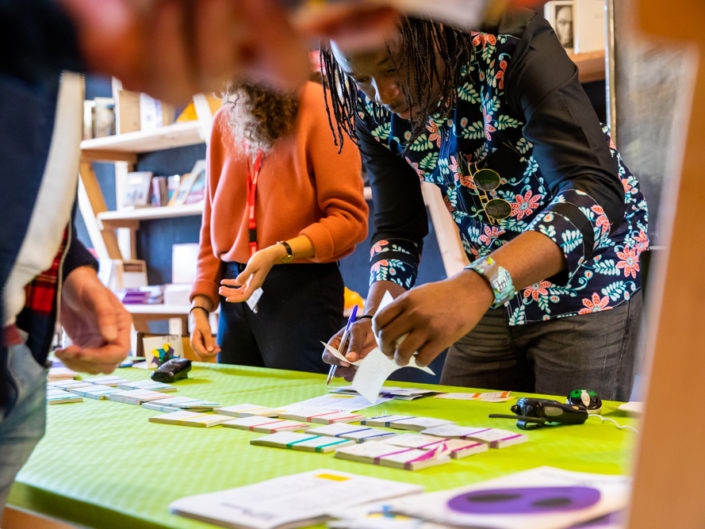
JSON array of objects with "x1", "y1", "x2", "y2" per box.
[
  {"x1": 466, "y1": 256, "x2": 515, "y2": 309},
  {"x1": 277, "y1": 241, "x2": 294, "y2": 263}
]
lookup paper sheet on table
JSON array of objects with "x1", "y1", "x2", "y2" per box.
[
  {"x1": 435, "y1": 391, "x2": 513, "y2": 402},
  {"x1": 170, "y1": 468, "x2": 423, "y2": 529},
  {"x1": 388, "y1": 466, "x2": 631, "y2": 529},
  {"x1": 280, "y1": 393, "x2": 390, "y2": 413},
  {"x1": 351, "y1": 291, "x2": 434, "y2": 403}
]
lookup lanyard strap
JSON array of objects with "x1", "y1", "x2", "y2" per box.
[{"x1": 246, "y1": 148, "x2": 264, "y2": 257}]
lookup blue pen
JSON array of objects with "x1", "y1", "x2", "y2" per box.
[{"x1": 326, "y1": 304, "x2": 358, "y2": 385}]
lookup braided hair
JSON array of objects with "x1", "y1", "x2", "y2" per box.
[{"x1": 320, "y1": 17, "x2": 475, "y2": 149}]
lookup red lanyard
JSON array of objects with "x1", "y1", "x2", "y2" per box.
[{"x1": 245, "y1": 148, "x2": 264, "y2": 257}]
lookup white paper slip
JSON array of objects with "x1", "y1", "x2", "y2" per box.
[
  {"x1": 330, "y1": 386, "x2": 441, "y2": 400},
  {"x1": 116, "y1": 379, "x2": 177, "y2": 392},
  {"x1": 170, "y1": 469, "x2": 424, "y2": 529},
  {"x1": 361, "y1": 415, "x2": 416, "y2": 428},
  {"x1": 251, "y1": 432, "x2": 355, "y2": 453},
  {"x1": 435, "y1": 391, "x2": 513, "y2": 402},
  {"x1": 47, "y1": 388, "x2": 83, "y2": 404},
  {"x1": 334, "y1": 441, "x2": 450, "y2": 471},
  {"x1": 306, "y1": 423, "x2": 398, "y2": 443},
  {"x1": 616, "y1": 401, "x2": 643, "y2": 416},
  {"x1": 215, "y1": 404, "x2": 280, "y2": 417},
  {"x1": 282, "y1": 394, "x2": 390, "y2": 413},
  {"x1": 385, "y1": 434, "x2": 488, "y2": 459},
  {"x1": 422, "y1": 424, "x2": 492, "y2": 438},
  {"x1": 247, "y1": 287, "x2": 264, "y2": 312},
  {"x1": 108, "y1": 389, "x2": 172, "y2": 404},
  {"x1": 179, "y1": 413, "x2": 232, "y2": 428},
  {"x1": 85, "y1": 375, "x2": 131, "y2": 387},
  {"x1": 462, "y1": 428, "x2": 528, "y2": 448},
  {"x1": 388, "y1": 417, "x2": 454, "y2": 432},
  {"x1": 279, "y1": 407, "x2": 364, "y2": 424},
  {"x1": 155, "y1": 396, "x2": 220, "y2": 410},
  {"x1": 222, "y1": 416, "x2": 309, "y2": 433},
  {"x1": 351, "y1": 347, "x2": 435, "y2": 404},
  {"x1": 149, "y1": 410, "x2": 210, "y2": 425},
  {"x1": 47, "y1": 366, "x2": 79, "y2": 381},
  {"x1": 141, "y1": 402, "x2": 182, "y2": 413},
  {"x1": 70, "y1": 384, "x2": 120, "y2": 399},
  {"x1": 422, "y1": 425, "x2": 527, "y2": 448},
  {"x1": 48, "y1": 379, "x2": 92, "y2": 390},
  {"x1": 388, "y1": 466, "x2": 632, "y2": 529}
]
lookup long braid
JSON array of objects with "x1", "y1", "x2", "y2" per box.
[{"x1": 320, "y1": 17, "x2": 475, "y2": 149}]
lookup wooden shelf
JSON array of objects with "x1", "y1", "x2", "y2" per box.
[
  {"x1": 98, "y1": 202, "x2": 204, "y2": 228},
  {"x1": 572, "y1": 50, "x2": 606, "y2": 84},
  {"x1": 80, "y1": 121, "x2": 204, "y2": 160}
]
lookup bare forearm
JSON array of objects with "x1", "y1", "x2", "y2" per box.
[{"x1": 487, "y1": 231, "x2": 565, "y2": 291}]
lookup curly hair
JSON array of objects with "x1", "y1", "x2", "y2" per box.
[
  {"x1": 320, "y1": 17, "x2": 475, "y2": 149},
  {"x1": 224, "y1": 83, "x2": 300, "y2": 154}
]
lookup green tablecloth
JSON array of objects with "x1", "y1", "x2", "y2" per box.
[{"x1": 9, "y1": 363, "x2": 638, "y2": 529}]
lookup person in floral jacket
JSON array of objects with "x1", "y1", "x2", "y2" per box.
[{"x1": 320, "y1": 9, "x2": 648, "y2": 401}]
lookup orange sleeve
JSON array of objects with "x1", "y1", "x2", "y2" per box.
[
  {"x1": 298, "y1": 84, "x2": 369, "y2": 261},
  {"x1": 190, "y1": 108, "x2": 228, "y2": 308}
]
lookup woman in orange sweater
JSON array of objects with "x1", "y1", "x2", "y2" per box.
[{"x1": 189, "y1": 81, "x2": 368, "y2": 372}]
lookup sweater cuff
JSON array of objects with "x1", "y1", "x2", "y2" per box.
[
  {"x1": 300, "y1": 224, "x2": 335, "y2": 262},
  {"x1": 190, "y1": 280, "x2": 220, "y2": 310}
]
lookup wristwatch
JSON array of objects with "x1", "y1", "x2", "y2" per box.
[
  {"x1": 465, "y1": 256, "x2": 515, "y2": 309},
  {"x1": 277, "y1": 241, "x2": 294, "y2": 263}
]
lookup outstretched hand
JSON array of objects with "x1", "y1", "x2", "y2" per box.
[
  {"x1": 55, "y1": 266, "x2": 131, "y2": 374},
  {"x1": 219, "y1": 245, "x2": 284, "y2": 303}
]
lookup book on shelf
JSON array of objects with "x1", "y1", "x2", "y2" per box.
[
  {"x1": 150, "y1": 176, "x2": 169, "y2": 207},
  {"x1": 93, "y1": 96, "x2": 116, "y2": 138},
  {"x1": 139, "y1": 93, "x2": 175, "y2": 132},
  {"x1": 183, "y1": 160, "x2": 206, "y2": 205},
  {"x1": 169, "y1": 172, "x2": 195, "y2": 206},
  {"x1": 117, "y1": 171, "x2": 153, "y2": 210},
  {"x1": 115, "y1": 89, "x2": 141, "y2": 134}
]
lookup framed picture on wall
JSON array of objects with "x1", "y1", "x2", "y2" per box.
[
  {"x1": 183, "y1": 160, "x2": 207, "y2": 205},
  {"x1": 545, "y1": 0, "x2": 575, "y2": 52}
]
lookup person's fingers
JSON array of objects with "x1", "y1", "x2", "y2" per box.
[
  {"x1": 344, "y1": 321, "x2": 372, "y2": 363},
  {"x1": 220, "y1": 278, "x2": 240, "y2": 286},
  {"x1": 296, "y1": 5, "x2": 400, "y2": 52},
  {"x1": 143, "y1": 0, "x2": 194, "y2": 104},
  {"x1": 393, "y1": 331, "x2": 426, "y2": 366},
  {"x1": 190, "y1": 328, "x2": 209, "y2": 356},
  {"x1": 83, "y1": 288, "x2": 120, "y2": 343},
  {"x1": 193, "y1": 0, "x2": 242, "y2": 91},
  {"x1": 373, "y1": 306, "x2": 410, "y2": 357},
  {"x1": 237, "y1": 0, "x2": 310, "y2": 90},
  {"x1": 202, "y1": 328, "x2": 221, "y2": 355},
  {"x1": 414, "y1": 339, "x2": 443, "y2": 368},
  {"x1": 322, "y1": 330, "x2": 350, "y2": 367},
  {"x1": 55, "y1": 346, "x2": 123, "y2": 375}
]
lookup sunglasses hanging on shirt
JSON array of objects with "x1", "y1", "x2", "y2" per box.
[{"x1": 457, "y1": 155, "x2": 512, "y2": 225}]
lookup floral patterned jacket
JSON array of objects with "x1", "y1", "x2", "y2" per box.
[{"x1": 356, "y1": 11, "x2": 649, "y2": 325}]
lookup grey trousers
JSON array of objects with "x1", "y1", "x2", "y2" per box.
[{"x1": 441, "y1": 291, "x2": 643, "y2": 401}]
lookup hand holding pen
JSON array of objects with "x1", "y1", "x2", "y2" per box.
[{"x1": 325, "y1": 305, "x2": 357, "y2": 384}]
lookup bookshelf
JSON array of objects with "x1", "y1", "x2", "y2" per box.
[{"x1": 77, "y1": 91, "x2": 213, "y2": 261}]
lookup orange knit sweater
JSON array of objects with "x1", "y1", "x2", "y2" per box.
[{"x1": 191, "y1": 82, "x2": 368, "y2": 308}]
